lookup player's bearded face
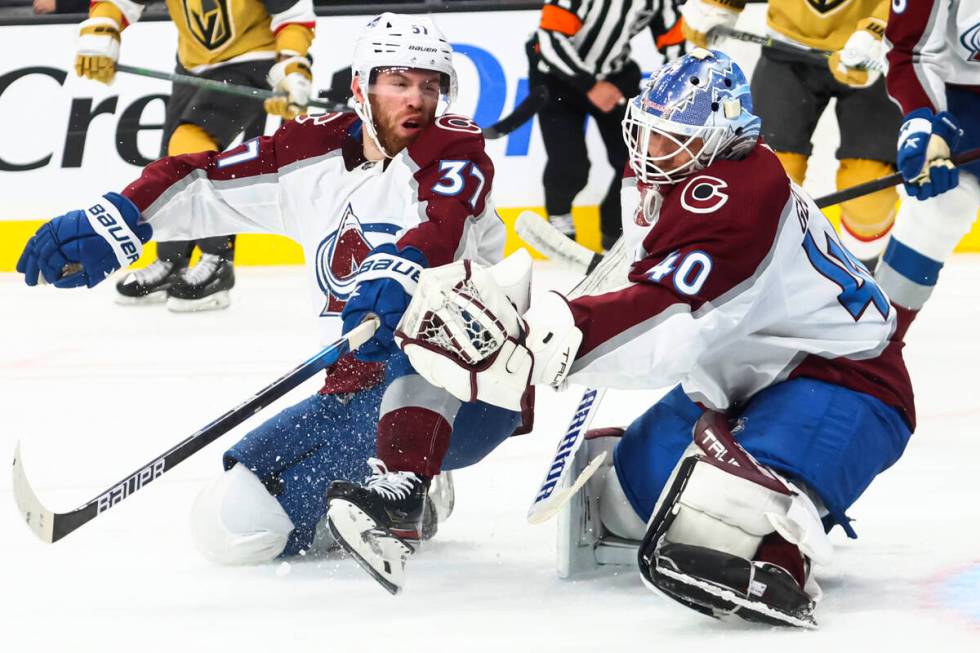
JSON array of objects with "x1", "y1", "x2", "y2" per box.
[{"x1": 368, "y1": 68, "x2": 443, "y2": 154}]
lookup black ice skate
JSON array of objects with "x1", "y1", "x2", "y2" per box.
[
  {"x1": 326, "y1": 458, "x2": 432, "y2": 595},
  {"x1": 166, "y1": 253, "x2": 235, "y2": 312},
  {"x1": 115, "y1": 259, "x2": 185, "y2": 305}
]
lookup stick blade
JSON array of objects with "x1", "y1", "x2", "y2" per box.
[
  {"x1": 12, "y1": 442, "x2": 56, "y2": 543},
  {"x1": 527, "y1": 451, "x2": 607, "y2": 525}
]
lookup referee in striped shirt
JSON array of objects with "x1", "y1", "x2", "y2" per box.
[{"x1": 530, "y1": 0, "x2": 685, "y2": 249}]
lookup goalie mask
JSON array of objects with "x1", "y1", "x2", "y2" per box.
[
  {"x1": 623, "y1": 48, "x2": 761, "y2": 187},
  {"x1": 352, "y1": 13, "x2": 458, "y2": 158}
]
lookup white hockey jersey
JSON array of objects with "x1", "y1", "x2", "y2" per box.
[
  {"x1": 885, "y1": 0, "x2": 980, "y2": 113},
  {"x1": 122, "y1": 112, "x2": 505, "y2": 392},
  {"x1": 563, "y1": 143, "x2": 914, "y2": 427}
]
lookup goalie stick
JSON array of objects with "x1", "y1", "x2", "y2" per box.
[
  {"x1": 13, "y1": 319, "x2": 378, "y2": 544},
  {"x1": 525, "y1": 238, "x2": 631, "y2": 523}
]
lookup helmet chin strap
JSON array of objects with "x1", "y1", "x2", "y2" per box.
[{"x1": 353, "y1": 88, "x2": 394, "y2": 160}]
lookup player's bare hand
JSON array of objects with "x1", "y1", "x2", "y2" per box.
[
  {"x1": 587, "y1": 81, "x2": 624, "y2": 113},
  {"x1": 33, "y1": 0, "x2": 56, "y2": 15}
]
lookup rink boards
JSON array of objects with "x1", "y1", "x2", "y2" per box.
[{"x1": 1, "y1": 8, "x2": 979, "y2": 270}]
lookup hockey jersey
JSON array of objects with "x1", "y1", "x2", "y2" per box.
[
  {"x1": 765, "y1": 0, "x2": 888, "y2": 52},
  {"x1": 121, "y1": 112, "x2": 505, "y2": 391},
  {"x1": 564, "y1": 143, "x2": 915, "y2": 427},
  {"x1": 93, "y1": 0, "x2": 316, "y2": 73},
  {"x1": 884, "y1": 0, "x2": 980, "y2": 114}
]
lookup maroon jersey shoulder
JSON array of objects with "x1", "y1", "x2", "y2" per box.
[
  {"x1": 273, "y1": 112, "x2": 360, "y2": 168},
  {"x1": 406, "y1": 114, "x2": 489, "y2": 168},
  {"x1": 630, "y1": 146, "x2": 791, "y2": 308}
]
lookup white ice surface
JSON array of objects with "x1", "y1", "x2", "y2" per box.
[{"x1": 2, "y1": 261, "x2": 980, "y2": 651}]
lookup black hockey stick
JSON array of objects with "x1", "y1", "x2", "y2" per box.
[
  {"x1": 482, "y1": 85, "x2": 549, "y2": 140},
  {"x1": 815, "y1": 147, "x2": 980, "y2": 207},
  {"x1": 714, "y1": 26, "x2": 884, "y2": 72},
  {"x1": 116, "y1": 63, "x2": 351, "y2": 113},
  {"x1": 12, "y1": 319, "x2": 378, "y2": 544}
]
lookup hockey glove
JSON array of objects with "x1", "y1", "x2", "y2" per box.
[
  {"x1": 75, "y1": 17, "x2": 121, "y2": 84},
  {"x1": 897, "y1": 109, "x2": 964, "y2": 200},
  {"x1": 396, "y1": 252, "x2": 581, "y2": 411},
  {"x1": 679, "y1": 0, "x2": 744, "y2": 49},
  {"x1": 342, "y1": 243, "x2": 428, "y2": 362},
  {"x1": 17, "y1": 193, "x2": 152, "y2": 288},
  {"x1": 265, "y1": 56, "x2": 313, "y2": 120},
  {"x1": 828, "y1": 18, "x2": 885, "y2": 89}
]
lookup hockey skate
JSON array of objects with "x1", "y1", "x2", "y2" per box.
[
  {"x1": 326, "y1": 458, "x2": 433, "y2": 594},
  {"x1": 115, "y1": 259, "x2": 185, "y2": 305},
  {"x1": 166, "y1": 253, "x2": 235, "y2": 312}
]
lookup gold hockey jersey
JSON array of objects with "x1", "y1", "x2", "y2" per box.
[
  {"x1": 92, "y1": 0, "x2": 315, "y2": 73},
  {"x1": 764, "y1": 0, "x2": 889, "y2": 51}
]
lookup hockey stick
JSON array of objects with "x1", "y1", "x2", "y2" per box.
[
  {"x1": 482, "y1": 85, "x2": 549, "y2": 140},
  {"x1": 714, "y1": 26, "x2": 885, "y2": 72},
  {"x1": 116, "y1": 63, "x2": 351, "y2": 113},
  {"x1": 13, "y1": 318, "x2": 378, "y2": 544},
  {"x1": 515, "y1": 211, "x2": 602, "y2": 273},
  {"x1": 815, "y1": 146, "x2": 980, "y2": 207},
  {"x1": 525, "y1": 238, "x2": 631, "y2": 524}
]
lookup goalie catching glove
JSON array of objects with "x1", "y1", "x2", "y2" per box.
[{"x1": 395, "y1": 251, "x2": 582, "y2": 411}]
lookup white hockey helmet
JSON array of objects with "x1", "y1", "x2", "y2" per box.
[{"x1": 351, "y1": 12, "x2": 458, "y2": 157}]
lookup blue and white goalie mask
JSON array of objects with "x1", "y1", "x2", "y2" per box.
[{"x1": 622, "y1": 48, "x2": 761, "y2": 187}]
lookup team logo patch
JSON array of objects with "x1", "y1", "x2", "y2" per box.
[
  {"x1": 182, "y1": 0, "x2": 234, "y2": 51},
  {"x1": 962, "y1": 22, "x2": 980, "y2": 63},
  {"x1": 805, "y1": 0, "x2": 849, "y2": 15},
  {"x1": 680, "y1": 175, "x2": 729, "y2": 214},
  {"x1": 315, "y1": 204, "x2": 398, "y2": 316}
]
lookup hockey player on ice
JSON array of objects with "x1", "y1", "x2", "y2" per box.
[
  {"x1": 873, "y1": 0, "x2": 980, "y2": 339},
  {"x1": 396, "y1": 48, "x2": 916, "y2": 627},
  {"x1": 15, "y1": 13, "x2": 527, "y2": 589}
]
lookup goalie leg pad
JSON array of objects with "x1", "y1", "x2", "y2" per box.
[{"x1": 637, "y1": 444, "x2": 823, "y2": 628}]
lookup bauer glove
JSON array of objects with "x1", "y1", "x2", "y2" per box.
[
  {"x1": 341, "y1": 243, "x2": 428, "y2": 362},
  {"x1": 75, "y1": 17, "x2": 121, "y2": 84},
  {"x1": 829, "y1": 18, "x2": 886, "y2": 88},
  {"x1": 17, "y1": 193, "x2": 152, "y2": 288},
  {"x1": 679, "y1": 0, "x2": 744, "y2": 49},
  {"x1": 265, "y1": 56, "x2": 313, "y2": 120},
  {"x1": 897, "y1": 109, "x2": 964, "y2": 200}
]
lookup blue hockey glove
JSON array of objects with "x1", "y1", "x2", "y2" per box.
[
  {"x1": 897, "y1": 109, "x2": 963, "y2": 201},
  {"x1": 16, "y1": 192, "x2": 152, "y2": 288},
  {"x1": 342, "y1": 243, "x2": 428, "y2": 362}
]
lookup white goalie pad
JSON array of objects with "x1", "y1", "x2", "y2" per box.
[{"x1": 557, "y1": 431, "x2": 644, "y2": 578}]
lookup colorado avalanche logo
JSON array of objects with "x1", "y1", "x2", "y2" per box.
[
  {"x1": 680, "y1": 175, "x2": 729, "y2": 214},
  {"x1": 315, "y1": 204, "x2": 399, "y2": 316},
  {"x1": 962, "y1": 22, "x2": 980, "y2": 63}
]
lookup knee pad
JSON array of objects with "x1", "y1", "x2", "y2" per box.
[
  {"x1": 837, "y1": 159, "x2": 899, "y2": 262},
  {"x1": 190, "y1": 464, "x2": 295, "y2": 565},
  {"x1": 168, "y1": 123, "x2": 219, "y2": 156},
  {"x1": 774, "y1": 151, "x2": 807, "y2": 186}
]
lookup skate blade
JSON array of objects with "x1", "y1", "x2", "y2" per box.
[
  {"x1": 115, "y1": 290, "x2": 168, "y2": 305},
  {"x1": 166, "y1": 291, "x2": 231, "y2": 313},
  {"x1": 327, "y1": 499, "x2": 413, "y2": 595}
]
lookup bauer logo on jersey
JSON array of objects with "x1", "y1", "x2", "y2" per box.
[
  {"x1": 182, "y1": 0, "x2": 234, "y2": 51},
  {"x1": 315, "y1": 205, "x2": 399, "y2": 316},
  {"x1": 806, "y1": 0, "x2": 849, "y2": 15},
  {"x1": 680, "y1": 175, "x2": 729, "y2": 214}
]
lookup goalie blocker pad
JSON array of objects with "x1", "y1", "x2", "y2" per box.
[{"x1": 636, "y1": 411, "x2": 831, "y2": 629}]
